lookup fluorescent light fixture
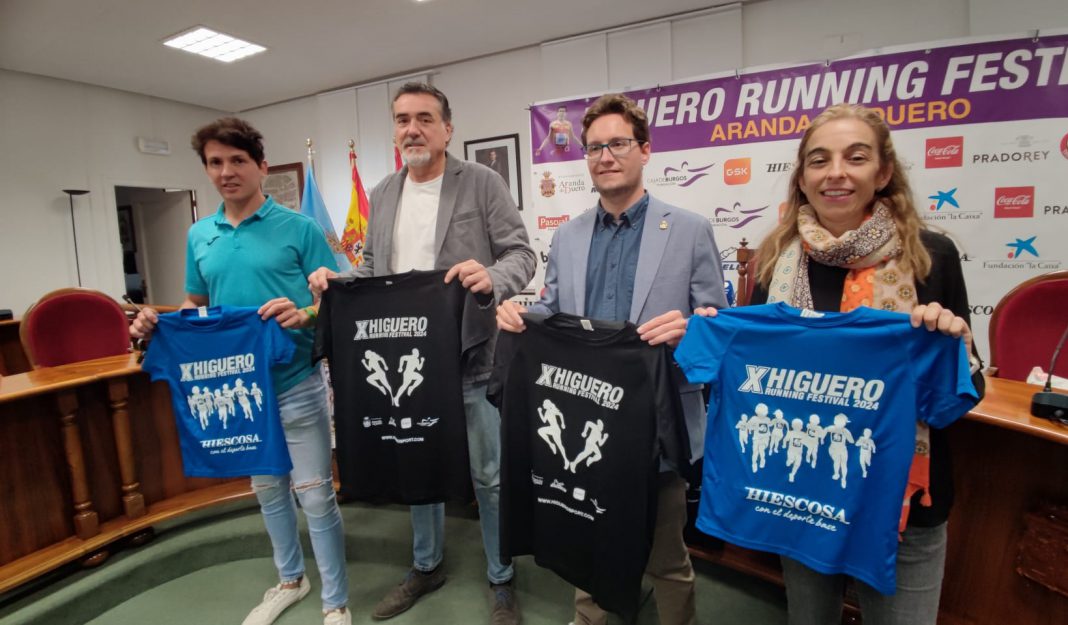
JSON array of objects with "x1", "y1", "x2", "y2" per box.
[{"x1": 162, "y1": 26, "x2": 266, "y2": 63}]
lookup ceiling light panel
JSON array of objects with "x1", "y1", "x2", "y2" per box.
[{"x1": 162, "y1": 27, "x2": 266, "y2": 63}]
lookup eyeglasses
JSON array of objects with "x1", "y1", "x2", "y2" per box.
[{"x1": 582, "y1": 137, "x2": 644, "y2": 160}]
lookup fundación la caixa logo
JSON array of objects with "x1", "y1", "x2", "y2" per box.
[
  {"x1": 983, "y1": 235, "x2": 1062, "y2": 270},
  {"x1": 925, "y1": 188, "x2": 981, "y2": 222},
  {"x1": 925, "y1": 137, "x2": 963, "y2": 168}
]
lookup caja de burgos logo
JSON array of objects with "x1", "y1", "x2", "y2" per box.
[
  {"x1": 925, "y1": 137, "x2": 963, "y2": 168},
  {"x1": 994, "y1": 186, "x2": 1034, "y2": 219}
]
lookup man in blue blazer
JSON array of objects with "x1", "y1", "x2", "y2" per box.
[{"x1": 497, "y1": 94, "x2": 726, "y2": 625}]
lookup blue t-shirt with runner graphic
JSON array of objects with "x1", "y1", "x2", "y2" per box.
[
  {"x1": 674, "y1": 303, "x2": 978, "y2": 594},
  {"x1": 142, "y1": 306, "x2": 295, "y2": 478}
]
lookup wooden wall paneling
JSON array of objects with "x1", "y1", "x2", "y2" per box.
[
  {"x1": 0, "y1": 395, "x2": 72, "y2": 565},
  {"x1": 77, "y1": 384, "x2": 122, "y2": 523},
  {"x1": 943, "y1": 418, "x2": 1068, "y2": 625}
]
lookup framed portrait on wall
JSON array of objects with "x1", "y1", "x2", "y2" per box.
[
  {"x1": 464, "y1": 134, "x2": 523, "y2": 210},
  {"x1": 263, "y1": 162, "x2": 304, "y2": 211}
]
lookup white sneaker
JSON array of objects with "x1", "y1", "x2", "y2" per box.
[
  {"x1": 241, "y1": 576, "x2": 311, "y2": 625},
  {"x1": 323, "y1": 608, "x2": 352, "y2": 625}
]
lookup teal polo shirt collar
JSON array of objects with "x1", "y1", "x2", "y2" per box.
[{"x1": 211, "y1": 195, "x2": 278, "y2": 228}]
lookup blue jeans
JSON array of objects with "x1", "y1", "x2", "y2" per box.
[
  {"x1": 411, "y1": 381, "x2": 514, "y2": 584},
  {"x1": 781, "y1": 522, "x2": 948, "y2": 625},
  {"x1": 251, "y1": 371, "x2": 349, "y2": 610}
]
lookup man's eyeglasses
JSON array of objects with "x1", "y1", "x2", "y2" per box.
[{"x1": 582, "y1": 138, "x2": 644, "y2": 160}]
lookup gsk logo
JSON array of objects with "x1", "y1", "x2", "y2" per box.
[{"x1": 724, "y1": 158, "x2": 751, "y2": 185}]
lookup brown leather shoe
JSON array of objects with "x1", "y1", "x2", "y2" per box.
[
  {"x1": 489, "y1": 581, "x2": 521, "y2": 625},
  {"x1": 371, "y1": 568, "x2": 446, "y2": 620}
]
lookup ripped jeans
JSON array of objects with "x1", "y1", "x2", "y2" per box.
[{"x1": 251, "y1": 371, "x2": 348, "y2": 610}]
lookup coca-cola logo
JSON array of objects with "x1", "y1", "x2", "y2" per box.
[
  {"x1": 538, "y1": 215, "x2": 570, "y2": 229},
  {"x1": 996, "y1": 195, "x2": 1031, "y2": 207},
  {"x1": 925, "y1": 137, "x2": 964, "y2": 168},
  {"x1": 994, "y1": 186, "x2": 1034, "y2": 218},
  {"x1": 927, "y1": 145, "x2": 961, "y2": 157}
]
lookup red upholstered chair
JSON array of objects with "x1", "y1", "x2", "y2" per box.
[
  {"x1": 988, "y1": 270, "x2": 1068, "y2": 381},
  {"x1": 19, "y1": 288, "x2": 131, "y2": 368}
]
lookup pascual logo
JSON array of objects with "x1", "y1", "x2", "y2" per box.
[
  {"x1": 925, "y1": 137, "x2": 963, "y2": 168},
  {"x1": 648, "y1": 161, "x2": 715, "y2": 188},
  {"x1": 539, "y1": 171, "x2": 556, "y2": 197},
  {"x1": 710, "y1": 202, "x2": 768, "y2": 229},
  {"x1": 1061, "y1": 132, "x2": 1068, "y2": 160},
  {"x1": 724, "y1": 158, "x2": 751, "y2": 185},
  {"x1": 354, "y1": 317, "x2": 428, "y2": 340},
  {"x1": 766, "y1": 161, "x2": 793, "y2": 173},
  {"x1": 538, "y1": 215, "x2": 570, "y2": 230},
  {"x1": 973, "y1": 150, "x2": 1049, "y2": 164},
  {"x1": 994, "y1": 187, "x2": 1034, "y2": 218},
  {"x1": 983, "y1": 236, "x2": 1062, "y2": 270},
  {"x1": 925, "y1": 188, "x2": 979, "y2": 222}
]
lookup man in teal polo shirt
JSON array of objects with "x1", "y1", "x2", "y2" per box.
[{"x1": 130, "y1": 117, "x2": 350, "y2": 625}]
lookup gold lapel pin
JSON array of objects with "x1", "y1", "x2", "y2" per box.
[{"x1": 659, "y1": 219, "x2": 668, "y2": 230}]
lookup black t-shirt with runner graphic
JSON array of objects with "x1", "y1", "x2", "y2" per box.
[
  {"x1": 490, "y1": 313, "x2": 684, "y2": 620},
  {"x1": 314, "y1": 270, "x2": 489, "y2": 504}
]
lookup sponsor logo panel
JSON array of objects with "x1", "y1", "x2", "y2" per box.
[
  {"x1": 925, "y1": 137, "x2": 963, "y2": 168},
  {"x1": 994, "y1": 186, "x2": 1034, "y2": 219},
  {"x1": 724, "y1": 158, "x2": 752, "y2": 185}
]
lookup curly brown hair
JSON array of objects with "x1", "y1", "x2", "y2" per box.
[{"x1": 191, "y1": 117, "x2": 265, "y2": 165}]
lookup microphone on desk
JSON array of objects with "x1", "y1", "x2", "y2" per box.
[{"x1": 1031, "y1": 322, "x2": 1068, "y2": 422}]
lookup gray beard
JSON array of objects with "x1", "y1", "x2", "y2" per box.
[{"x1": 403, "y1": 150, "x2": 432, "y2": 167}]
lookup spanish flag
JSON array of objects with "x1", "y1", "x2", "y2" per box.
[{"x1": 340, "y1": 146, "x2": 370, "y2": 266}]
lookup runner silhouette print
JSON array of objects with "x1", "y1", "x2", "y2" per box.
[{"x1": 537, "y1": 399, "x2": 570, "y2": 469}]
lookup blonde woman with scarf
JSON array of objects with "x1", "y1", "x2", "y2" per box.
[{"x1": 748, "y1": 104, "x2": 985, "y2": 625}]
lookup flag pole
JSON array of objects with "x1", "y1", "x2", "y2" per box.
[{"x1": 306, "y1": 138, "x2": 315, "y2": 177}]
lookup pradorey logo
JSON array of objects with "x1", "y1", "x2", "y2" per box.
[
  {"x1": 536, "y1": 363, "x2": 624, "y2": 409},
  {"x1": 180, "y1": 354, "x2": 255, "y2": 382},
  {"x1": 354, "y1": 317, "x2": 428, "y2": 340},
  {"x1": 738, "y1": 365, "x2": 885, "y2": 410}
]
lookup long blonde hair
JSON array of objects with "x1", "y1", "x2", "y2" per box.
[{"x1": 755, "y1": 104, "x2": 932, "y2": 287}]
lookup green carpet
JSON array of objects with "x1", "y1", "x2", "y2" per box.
[{"x1": 0, "y1": 501, "x2": 786, "y2": 624}]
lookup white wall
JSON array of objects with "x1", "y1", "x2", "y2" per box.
[{"x1": 0, "y1": 69, "x2": 225, "y2": 314}]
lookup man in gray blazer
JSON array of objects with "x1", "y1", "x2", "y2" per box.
[
  {"x1": 309, "y1": 83, "x2": 534, "y2": 625},
  {"x1": 497, "y1": 94, "x2": 726, "y2": 625}
]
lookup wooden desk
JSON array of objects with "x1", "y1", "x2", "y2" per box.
[
  {"x1": 0, "y1": 354, "x2": 251, "y2": 594},
  {"x1": 687, "y1": 376, "x2": 1068, "y2": 625}
]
